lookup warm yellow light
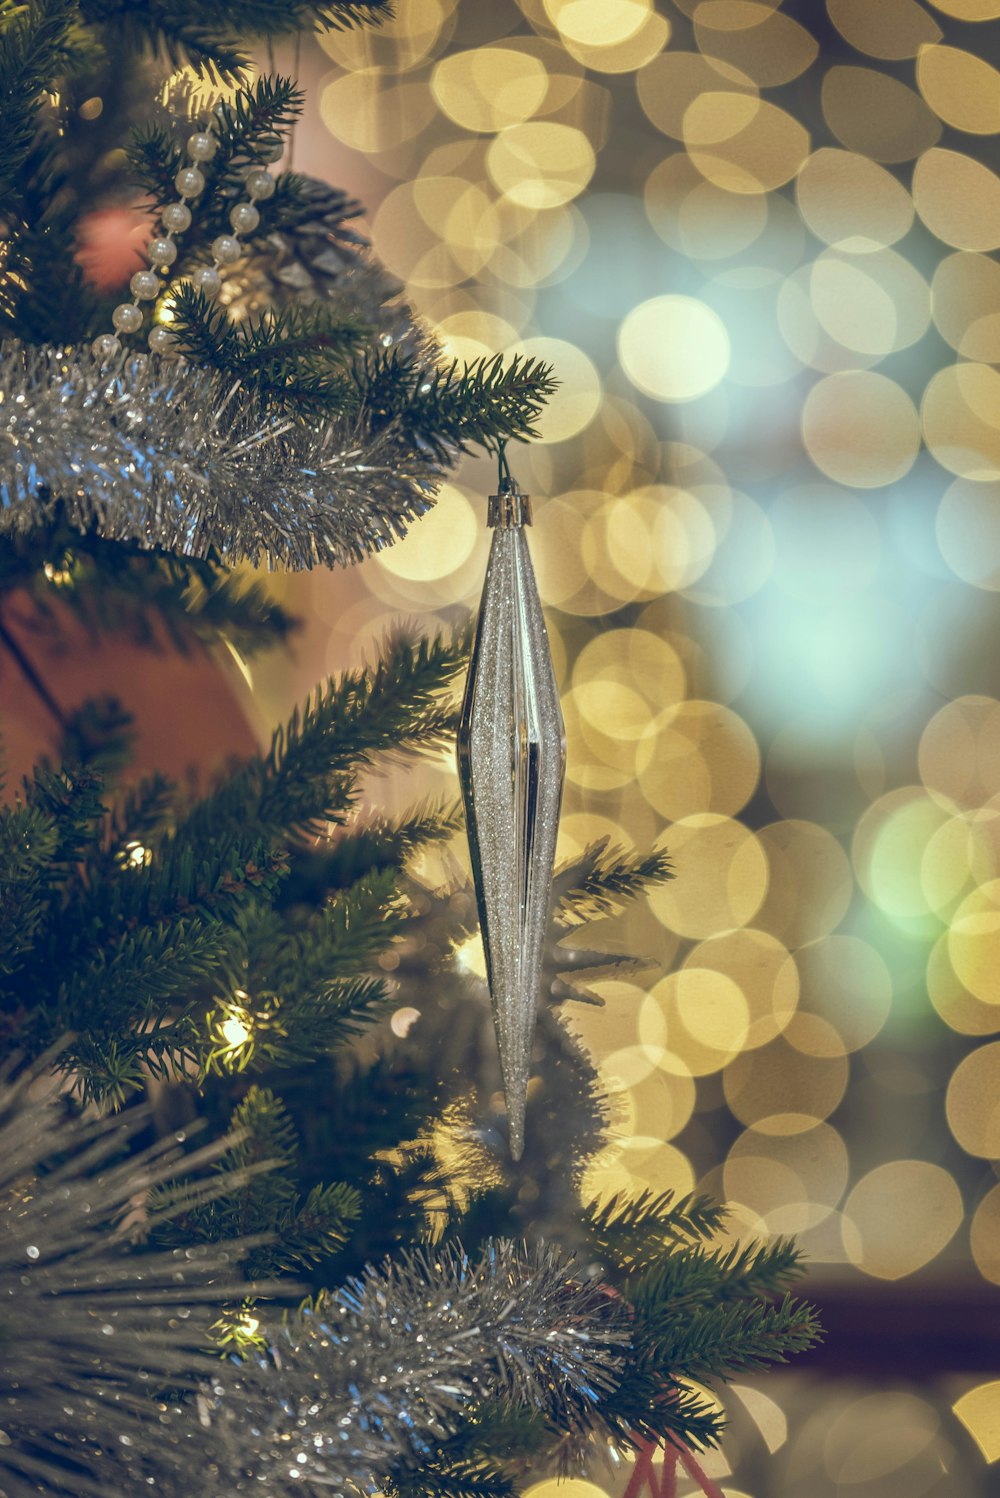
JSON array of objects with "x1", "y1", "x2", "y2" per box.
[
  {"x1": 222, "y1": 1014, "x2": 250, "y2": 1049},
  {"x1": 241, "y1": 1314, "x2": 260, "y2": 1337},
  {"x1": 618, "y1": 295, "x2": 730, "y2": 402},
  {"x1": 43, "y1": 555, "x2": 74, "y2": 587},
  {"x1": 453, "y1": 933, "x2": 487, "y2": 979}
]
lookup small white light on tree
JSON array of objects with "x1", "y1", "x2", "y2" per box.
[
  {"x1": 222, "y1": 1014, "x2": 250, "y2": 1049},
  {"x1": 390, "y1": 1007, "x2": 421, "y2": 1038}
]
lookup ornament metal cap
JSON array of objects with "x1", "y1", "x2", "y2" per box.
[
  {"x1": 488, "y1": 479, "x2": 532, "y2": 529},
  {"x1": 458, "y1": 444, "x2": 565, "y2": 1160}
]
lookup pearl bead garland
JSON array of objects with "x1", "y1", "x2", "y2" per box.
[{"x1": 91, "y1": 121, "x2": 278, "y2": 361}]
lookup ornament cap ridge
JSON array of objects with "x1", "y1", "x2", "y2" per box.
[{"x1": 487, "y1": 484, "x2": 532, "y2": 528}]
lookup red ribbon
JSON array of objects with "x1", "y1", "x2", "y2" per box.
[{"x1": 623, "y1": 1435, "x2": 725, "y2": 1498}]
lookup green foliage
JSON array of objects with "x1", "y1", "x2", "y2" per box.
[
  {"x1": 0, "y1": 0, "x2": 77, "y2": 201},
  {"x1": 583, "y1": 1190, "x2": 821, "y2": 1450},
  {"x1": 583, "y1": 1187, "x2": 728, "y2": 1273},
  {"x1": 557, "y1": 841, "x2": 675, "y2": 924},
  {"x1": 77, "y1": 0, "x2": 392, "y2": 80},
  {"x1": 168, "y1": 284, "x2": 365, "y2": 419},
  {"x1": 357, "y1": 350, "x2": 559, "y2": 462},
  {"x1": 0, "y1": 508, "x2": 295, "y2": 659},
  {"x1": 157, "y1": 1085, "x2": 361, "y2": 1279},
  {"x1": 0, "y1": 629, "x2": 463, "y2": 1104}
]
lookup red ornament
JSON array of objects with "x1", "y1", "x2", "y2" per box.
[{"x1": 74, "y1": 203, "x2": 154, "y2": 293}]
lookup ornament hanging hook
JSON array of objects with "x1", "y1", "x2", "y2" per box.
[{"x1": 489, "y1": 441, "x2": 531, "y2": 528}]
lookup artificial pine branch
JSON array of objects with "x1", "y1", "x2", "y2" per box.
[
  {"x1": 583, "y1": 1187, "x2": 728, "y2": 1273},
  {"x1": 156, "y1": 1084, "x2": 362, "y2": 1279},
  {"x1": 0, "y1": 513, "x2": 296, "y2": 657},
  {"x1": 358, "y1": 350, "x2": 559, "y2": 461},
  {"x1": 557, "y1": 841, "x2": 675, "y2": 924},
  {"x1": 0, "y1": 0, "x2": 77, "y2": 201}
]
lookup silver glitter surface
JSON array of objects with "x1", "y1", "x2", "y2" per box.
[
  {"x1": 0, "y1": 1069, "x2": 255, "y2": 1497},
  {"x1": 0, "y1": 1072, "x2": 627, "y2": 1497},
  {"x1": 195, "y1": 1239, "x2": 627, "y2": 1495},
  {"x1": 458, "y1": 485, "x2": 566, "y2": 1161},
  {"x1": 0, "y1": 339, "x2": 440, "y2": 569}
]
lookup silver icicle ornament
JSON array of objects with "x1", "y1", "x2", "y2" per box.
[{"x1": 458, "y1": 449, "x2": 566, "y2": 1160}]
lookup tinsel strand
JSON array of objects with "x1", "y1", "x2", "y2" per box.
[
  {"x1": 0, "y1": 1072, "x2": 630, "y2": 1498},
  {"x1": 0, "y1": 339, "x2": 440, "y2": 569},
  {"x1": 191, "y1": 1239, "x2": 629, "y2": 1495}
]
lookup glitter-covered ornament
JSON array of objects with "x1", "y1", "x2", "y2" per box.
[{"x1": 458, "y1": 452, "x2": 566, "y2": 1160}]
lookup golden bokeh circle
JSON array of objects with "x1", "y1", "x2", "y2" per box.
[
  {"x1": 809, "y1": 248, "x2": 930, "y2": 358},
  {"x1": 647, "y1": 814, "x2": 769, "y2": 939},
  {"x1": 645, "y1": 152, "x2": 769, "y2": 259},
  {"x1": 636, "y1": 699, "x2": 760, "y2": 821},
  {"x1": 581, "y1": 1136, "x2": 695, "y2": 1204},
  {"x1": 922, "y1": 362, "x2": 1000, "y2": 480},
  {"x1": 618, "y1": 295, "x2": 731, "y2": 402},
  {"x1": 919, "y1": 695, "x2": 1000, "y2": 807},
  {"x1": 725, "y1": 1120, "x2": 849, "y2": 1234},
  {"x1": 946, "y1": 1040, "x2": 1000, "y2": 1156},
  {"x1": 724, "y1": 1022, "x2": 850, "y2": 1131},
  {"x1": 636, "y1": 52, "x2": 757, "y2": 140},
  {"x1": 487, "y1": 121, "x2": 596, "y2": 208},
  {"x1": 927, "y1": 928, "x2": 1000, "y2": 1037},
  {"x1": 916, "y1": 45, "x2": 1000, "y2": 135},
  {"x1": 913, "y1": 147, "x2": 1000, "y2": 250},
  {"x1": 932, "y1": 252, "x2": 1000, "y2": 362},
  {"x1": 375, "y1": 482, "x2": 479, "y2": 582},
  {"x1": 802, "y1": 371, "x2": 920, "y2": 488},
  {"x1": 949, "y1": 881, "x2": 1000, "y2": 1007},
  {"x1": 828, "y1": 0, "x2": 942, "y2": 60},
  {"x1": 431, "y1": 47, "x2": 549, "y2": 133},
  {"x1": 684, "y1": 927, "x2": 799, "y2": 1049},
  {"x1": 754, "y1": 819, "x2": 854, "y2": 949},
  {"x1": 320, "y1": 71, "x2": 438, "y2": 153},
  {"x1": 822, "y1": 66, "x2": 941, "y2": 162},
  {"x1": 682, "y1": 94, "x2": 810, "y2": 194},
  {"x1": 971, "y1": 1182, "x2": 1000, "y2": 1284},
  {"x1": 693, "y1": 2, "x2": 818, "y2": 88},
  {"x1": 796, "y1": 148, "x2": 915, "y2": 250},
  {"x1": 841, "y1": 1161, "x2": 963, "y2": 1277}
]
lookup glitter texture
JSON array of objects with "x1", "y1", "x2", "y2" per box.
[
  {"x1": 0, "y1": 1068, "x2": 254, "y2": 1497},
  {"x1": 196, "y1": 1240, "x2": 627, "y2": 1494},
  {"x1": 0, "y1": 1070, "x2": 627, "y2": 1496},
  {"x1": 0, "y1": 339, "x2": 440, "y2": 569},
  {"x1": 458, "y1": 476, "x2": 566, "y2": 1160}
]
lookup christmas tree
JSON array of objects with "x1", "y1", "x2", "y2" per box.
[{"x1": 0, "y1": 3, "x2": 820, "y2": 1495}]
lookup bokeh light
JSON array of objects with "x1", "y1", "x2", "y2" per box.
[{"x1": 263, "y1": 5, "x2": 1000, "y2": 1490}]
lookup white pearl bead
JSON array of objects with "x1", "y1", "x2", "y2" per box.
[
  {"x1": 111, "y1": 302, "x2": 143, "y2": 334},
  {"x1": 162, "y1": 201, "x2": 192, "y2": 232},
  {"x1": 92, "y1": 333, "x2": 121, "y2": 358},
  {"x1": 261, "y1": 139, "x2": 284, "y2": 163},
  {"x1": 191, "y1": 265, "x2": 222, "y2": 296},
  {"x1": 186, "y1": 131, "x2": 218, "y2": 161},
  {"x1": 211, "y1": 234, "x2": 242, "y2": 265},
  {"x1": 245, "y1": 168, "x2": 276, "y2": 201},
  {"x1": 229, "y1": 202, "x2": 260, "y2": 235},
  {"x1": 148, "y1": 325, "x2": 175, "y2": 352},
  {"x1": 130, "y1": 269, "x2": 161, "y2": 301},
  {"x1": 147, "y1": 236, "x2": 178, "y2": 267},
  {"x1": 175, "y1": 166, "x2": 206, "y2": 198}
]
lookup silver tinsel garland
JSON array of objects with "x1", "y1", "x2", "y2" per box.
[
  {"x1": 192, "y1": 1240, "x2": 628, "y2": 1496},
  {"x1": 0, "y1": 339, "x2": 440, "y2": 569},
  {"x1": 0, "y1": 1068, "x2": 257, "y2": 1498},
  {"x1": 0, "y1": 1071, "x2": 629, "y2": 1498}
]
